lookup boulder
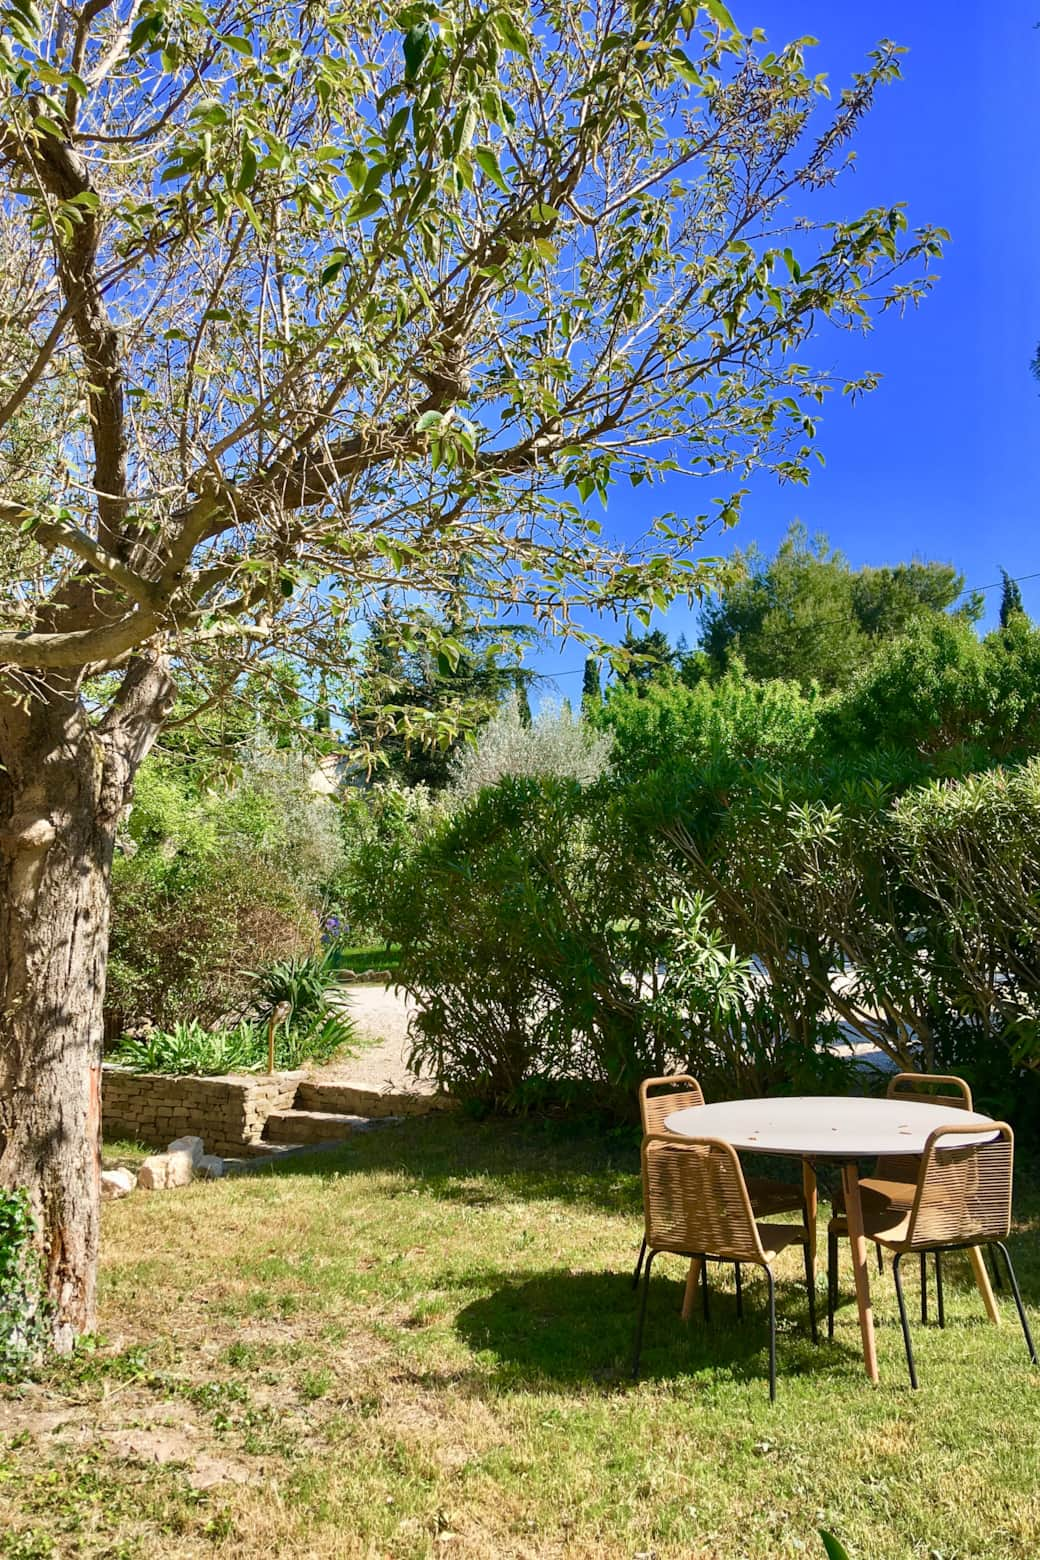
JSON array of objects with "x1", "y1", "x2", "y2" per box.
[
  {"x1": 197, "y1": 1154, "x2": 225, "y2": 1180},
  {"x1": 167, "y1": 1135, "x2": 205, "y2": 1165},
  {"x1": 100, "y1": 1168, "x2": 136, "y2": 1201},
  {"x1": 138, "y1": 1149, "x2": 195, "y2": 1190},
  {"x1": 138, "y1": 1154, "x2": 168, "y2": 1190}
]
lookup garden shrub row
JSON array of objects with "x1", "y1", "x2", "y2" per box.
[{"x1": 349, "y1": 619, "x2": 1040, "y2": 1127}]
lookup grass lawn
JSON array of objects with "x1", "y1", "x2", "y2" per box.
[{"x1": 2, "y1": 1118, "x2": 1039, "y2": 1559}]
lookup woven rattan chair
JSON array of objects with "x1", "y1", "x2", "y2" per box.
[
  {"x1": 633, "y1": 1076, "x2": 805, "y2": 1298},
  {"x1": 857, "y1": 1120, "x2": 1037, "y2": 1387},
  {"x1": 632, "y1": 1133, "x2": 817, "y2": 1401},
  {"x1": 827, "y1": 1072, "x2": 973, "y2": 1336}
]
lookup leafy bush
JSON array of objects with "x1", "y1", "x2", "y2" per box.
[
  {"x1": 602, "y1": 660, "x2": 817, "y2": 782},
  {"x1": 106, "y1": 746, "x2": 346, "y2": 1034},
  {"x1": 335, "y1": 780, "x2": 446, "y2": 945},
  {"x1": 449, "y1": 694, "x2": 612, "y2": 798},
  {"x1": 0, "y1": 1189, "x2": 47, "y2": 1382},
  {"x1": 112, "y1": 1020, "x2": 265, "y2": 1076},
  {"x1": 375, "y1": 777, "x2": 665, "y2": 1111}
]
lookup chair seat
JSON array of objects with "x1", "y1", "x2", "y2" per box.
[
  {"x1": 756, "y1": 1223, "x2": 810, "y2": 1263},
  {"x1": 828, "y1": 1183, "x2": 906, "y2": 1238},
  {"x1": 831, "y1": 1173, "x2": 915, "y2": 1217},
  {"x1": 747, "y1": 1176, "x2": 804, "y2": 1218}
]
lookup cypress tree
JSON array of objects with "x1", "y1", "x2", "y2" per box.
[
  {"x1": 581, "y1": 655, "x2": 602, "y2": 713},
  {"x1": 999, "y1": 568, "x2": 1025, "y2": 627}
]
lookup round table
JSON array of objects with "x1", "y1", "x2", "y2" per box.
[{"x1": 663, "y1": 1095, "x2": 1001, "y2": 1382}]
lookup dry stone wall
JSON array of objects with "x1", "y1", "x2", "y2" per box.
[{"x1": 102, "y1": 1066, "x2": 303, "y2": 1155}]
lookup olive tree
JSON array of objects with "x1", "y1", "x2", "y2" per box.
[{"x1": 0, "y1": 0, "x2": 942, "y2": 1347}]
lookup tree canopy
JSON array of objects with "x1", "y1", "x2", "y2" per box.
[
  {"x1": 0, "y1": 0, "x2": 947, "y2": 1350},
  {"x1": 698, "y1": 524, "x2": 977, "y2": 690},
  {"x1": 0, "y1": 6, "x2": 944, "y2": 698}
]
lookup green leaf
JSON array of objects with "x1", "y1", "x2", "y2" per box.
[
  {"x1": 345, "y1": 192, "x2": 383, "y2": 224},
  {"x1": 819, "y1": 1534, "x2": 852, "y2": 1560},
  {"x1": 474, "y1": 146, "x2": 509, "y2": 194},
  {"x1": 236, "y1": 142, "x2": 257, "y2": 192},
  {"x1": 702, "y1": 0, "x2": 737, "y2": 31},
  {"x1": 386, "y1": 105, "x2": 411, "y2": 145},
  {"x1": 320, "y1": 255, "x2": 347, "y2": 286},
  {"x1": 219, "y1": 33, "x2": 253, "y2": 57},
  {"x1": 128, "y1": 10, "x2": 164, "y2": 53},
  {"x1": 402, "y1": 23, "x2": 430, "y2": 82},
  {"x1": 493, "y1": 12, "x2": 530, "y2": 58}
]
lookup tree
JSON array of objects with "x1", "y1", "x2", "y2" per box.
[
  {"x1": 615, "y1": 627, "x2": 678, "y2": 693},
  {"x1": 581, "y1": 655, "x2": 602, "y2": 716},
  {"x1": 700, "y1": 524, "x2": 973, "y2": 690},
  {"x1": 349, "y1": 602, "x2": 530, "y2": 787},
  {"x1": 0, "y1": 0, "x2": 942, "y2": 1348},
  {"x1": 999, "y1": 569, "x2": 1026, "y2": 627}
]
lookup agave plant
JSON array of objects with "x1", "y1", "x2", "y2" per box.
[{"x1": 250, "y1": 951, "x2": 355, "y2": 1066}]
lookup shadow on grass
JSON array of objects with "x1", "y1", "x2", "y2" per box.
[
  {"x1": 446, "y1": 1262, "x2": 845, "y2": 1398},
  {"x1": 248, "y1": 1114, "x2": 803, "y2": 1218}
]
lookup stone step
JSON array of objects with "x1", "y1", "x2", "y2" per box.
[{"x1": 263, "y1": 1109, "x2": 356, "y2": 1146}]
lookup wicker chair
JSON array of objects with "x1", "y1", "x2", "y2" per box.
[
  {"x1": 633, "y1": 1076, "x2": 805, "y2": 1298},
  {"x1": 827, "y1": 1072, "x2": 974, "y2": 1336},
  {"x1": 632, "y1": 1133, "x2": 817, "y2": 1401},
  {"x1": 857, "y1": 1120, "x2": 1037, "y2": 1387}
]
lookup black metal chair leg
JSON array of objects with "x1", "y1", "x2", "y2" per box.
[
  {"x1": 893, "y1": 1253, "x2": 919, "y2": 1389},
  {"x1": 935, "y1": 1252, "x2": 945, "y2": 1329},
  {"x1": 876, "y1": 1243, "x2": 883, "y2": 1274},
  {"x1": 994, "y1": 1243, "x2": 1039, "y2": 1366},
  {"x1": 632, "y1": 1236, "x2": 647, "y2": 1290},
  {"x1": 734, "y1": 1261, "x2": 743, "y2": 1320},
  {"x1": 827, "y1": 1228, "x2": 837, "y2": 1339},
  {"x1": 767, "y1": 1267, "x2": 777, "y2": 1403},
  {"x1": 987, "y1": 1243, "x2": 1005, "y2": 1291},
  {"x1": 920, "y1": 1251, "x2": 928, "y2": 1324},
  {"x1": 803, "y1": 1238, "x2": 818, "y2": 1344},
  {"x1": 631, "y1": 1250, "x2": 656, "y2": 1379},
  {"x1": 701, "y1": 1254, "x2": 711, "y2": 1322}
]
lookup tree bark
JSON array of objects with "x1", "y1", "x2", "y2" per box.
[{"x1": 0, "y1": 662, "x2": 168, "y2": 1349}]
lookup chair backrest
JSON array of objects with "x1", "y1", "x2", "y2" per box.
[
  {"x1": 638, "y1": 1074, "x2": 705, "y2": 1136},
  {"x1": 877, "y1": 1074, "x2": 974, "y2": 1182},
  {"x1": 886, "y1": 1072, "x2": 973, "y2": 1111},
  {"x1": 906, "y1": 1122, "x2": 1014, "y2": 1250},
  {"x1": 641, "y1": 1133, "x2": 764, "y2": 1263}
]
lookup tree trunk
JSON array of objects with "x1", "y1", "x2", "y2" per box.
[{"x1": 0, "y1": 663, "x2": 167, "y2": 1350}]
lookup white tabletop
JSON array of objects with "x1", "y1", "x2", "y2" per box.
[{"x1": 663, "y1": 1095, "x2": 998, "y2": 1158}]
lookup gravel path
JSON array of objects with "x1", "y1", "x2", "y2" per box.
[{"x1": 310, "y1": 982, "x2": 436, "y2": 1093}]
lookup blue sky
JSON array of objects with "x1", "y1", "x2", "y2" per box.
[{"x1": 532, "y1": 1, "x2": 1040, "y2": 701}]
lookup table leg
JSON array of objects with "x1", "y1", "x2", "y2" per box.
[
  {"x1": 841, "y1": 1162, "x2": 879, "y2": 1384},
  {"x1": 802, "y1": 1159, "x2": 818, "y2": 1279},
  {"x1": 968, "y1": 1245, "x2": 1001, "y2": 1326},
  {"x1": 681, "y1": 1257, "x2": 702, "y2": 1322}
]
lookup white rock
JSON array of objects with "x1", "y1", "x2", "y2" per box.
[
  {"x1": 100, "y1": 1168, "x2": 136, "y2": 1201},
  {"x1": 164, "y1": 1150, "x2": 195, "y2": 1187},
  {"x1": 196, "y1": 1154, "x2": 224, "y2": 1180},
  {"x1": 138, "y1": 1155, "x2": 169, "y2": 1190},
  {"x1": 167, "y1": 1135, "x2": 205, "y2": 1165},
  {"x1": 138, "y1": 1150, "x2": 195, "y2": 1190}
]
